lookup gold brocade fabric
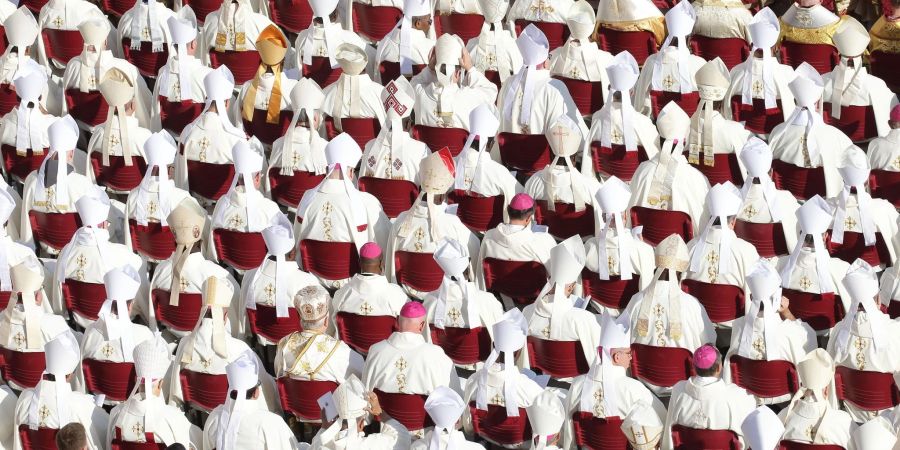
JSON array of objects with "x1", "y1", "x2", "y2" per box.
[
  {"x1": 596, "y1": 17, "x2": 667, "y2": 45},
  {"x1": 870, "y1": 16, "x2": 900, "y2": 53},
  {"x1": 779, "y1": 17, "x2": 844, "y2": 46}
]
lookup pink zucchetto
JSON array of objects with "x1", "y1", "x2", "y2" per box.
[
  {"x1": 509, "y1": 193, "x2": 535, "y2": 211},
  {"x1": 693, "y1": 344, "x2": 718, "y2": 370},
  {"x1": 400, "y1": 301, "x2": 427, "y2": 318},
  {"x1": 360, "y1": 242, "x2": 382, "y2": 259},
  {"x1": 891, "y1": 104, "x2": 900, "y2": 123}
]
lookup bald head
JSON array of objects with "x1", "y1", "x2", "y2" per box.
[{"x1": 398, "y1": 315, "x2": 425, "y2": 333}]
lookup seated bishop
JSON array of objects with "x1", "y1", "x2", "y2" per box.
[
  {"x1": 322, "y1": 43, "x2": 386, "y2": 127},
  {"x1": 867, "y1": 105, "x2": 900, "y2": 177},
  {"x1": 621, "y1": 403, "x2": 665, "y2": 450},
  {"x1": 361, "y1": 77, "x2": 428, "y2": 184},
  {"x1": 548, "y1": 1, "x2": 613, "y2": 93},
  {"x1": 594, "y1": 0, "x2": 665, "y2": 59},
  {"x1": 373, "y1": 0, "x2": 435, "y2": 81},
  {"x1": 197, "y1": 0, "x2": 277, "y2": 67},
  {"x1": 113, "y1": 0, "x2": 176, "y2": 68},
  {"x1": 0, "y1": 65, "x2": 56, "y2": 186},
  {"x1": 0, "y1": 8, "x2": 52, "y2": 103},
  {"x1": 870, "y1": 1, "x2": 900, "y2": 62},
  {"x1": 417, "y1": 387, "x2": 485, "y2": 449},
  {"x1": 505, "y1": 0, "x2": 573, "y2": 29},
  {"x1": 292, "y1": 0, "x2": 368, "y2": 84},
  {"x1": 36, "y1": 0, "x2": 105, "y2": 69},
  {"x1": 780, "y1": 0, "x2": 846, "y2": 52},
  {"x1": 779, "y1": 349, "x2": 855, "y2": 447},
  {"x1": 691, "y1": 0, "x2": 752, "y2": 44},
  {"x1": 466, "y1": 0, "x2": 523, "y2": 84},
  {"x1": 526, "y1": 390, "x2": 567, "y2": 450},
  {"x1": 453, "y1": 104, "x2": 521, "y2": 211},
  {"x1": 0, "y1": 189, "x2": 35, "y2": 295}
]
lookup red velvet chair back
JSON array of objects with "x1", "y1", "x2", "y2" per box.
[
  {"x1": 42, "y1": 29, "x2": 84, "y2": 66},
  {"x1": 596, "y1": 28, "x2": 657, "y2": 66},
  {"x1": 302, "y1": 56, "x2": 343, "y2": 87},
  {"x1": 729, "y1": 96, "x2": 784, "y2": 135},
  {"x1": 629, "y1": 207, "x2": 693, "y2": 246},
  {"x1": 352, "y1": 3, "x2": 403, "y2": 42},
  {"x1": 771, "y1": 160, "x2": 827, "y2": 201},
  {"x1": 89, "y1": 152, "x2": 148, "y2": 192},
  {"x1": 121, "y1": 39, "x2": 169, "y2": 78},
  {"x1": 526, "y1": 337, "x2": 591, "y2": 378},
  {"x1": 0, "y1": 292, "x2": 11, "y2": 311},
  {"x1": 129, "y1": 219, "x2": 177, "y2": 261},
  {"x1": 378, "y1": 62, "x2": 426, "y2": 83},
  {"x1": 869, "y1": 51, "x2": 900, "y2": 93},
  {"x1": 431, "y1": 326, "x2": 492, "y2": 365},
  {"x1": 571, "y1": 412, "x2": 629, "y2": 450},
  {"x1": 734, "y1": 219, "x2": 789, "y2": 258},
  {"x1": 888, "y1": 299, "x2": 900, "y2": 320},
  {"x1": 179, "y1": 369, "x2": 230, "y2": 412},
  {"x1": 277, "y1": 377, "x2": 339, "y2": 422},
  {"x1": 357, "y1": 177, "x2": 420, "y2": 218},
  {"x1": 212, "y1": 229, "x2": 267, "y2": 271},
  {"x1": 729, "y1": 355, "x2": 799, "y2": 399},
  {"x1": 62, "y1": 279, "x2": 108, "y2": 321},
  {"x1": 869, "y1": 170, "x2": 900, "y2": 208},
  {"x1": 269, "y1": 0, "x2": 314, "y2": 33},
  {"x1": 823, "y1": 104, "x2": 879, "y2": 143},
  {"x1": 242, "y1": 110, "x2": 293, "y2": 146},
  {"x1": 689, "y1": 36, "x2": 750, "y2": 70},
  {"x1": 581, "y1": 269, "x2": 640, "y2": 311},
  {"x1": 649, "y1": 90, "x2": 700, "y2": 118},
  {"x1": 684, "y1": 153, "x2": 744, "y2": 186},
  {"x1": 28, "y1": 210, "x2": 82, "y2": 251},
  {"x1": 534, "y1": 201, "x2": 595, "y2": 240},
  {"x1": 64, "y1": 89, "x2": 110, "y2": 127},
  {"x1": 412, "y1": 125, "x2": 470, "y2": 156},
  {"x1": 1, "y1": 145, "x2": 48, "y2": 183},
  {"x1": 781, "y1": 288, "x2": 844, "y2": 331},
  {"x1": 300, "y1": 240, "x2": 361, "y2": 282},
  {"x1": 826, "y1": 231, "x2": 892, "y2": 268},
  {"x1": 454, "y1": 191, "x2": 505, "y2": 232},
  {"x1": 395, "y1": 251, "x2": 444, "y2": 293},
  {"x1": 553, "y1": 76, "x2": 605, "y2": 117},
  {"x1": 681, "y1": 279, "x2": 745, "y2": 324},
  {"x1": 110, "y1": 427, "x2": 166, "y2": 450},
  {"x1": 324, "y1": 116, "x2": 382, "y2": 149},
  {"x1": 17, "y1": 425, "x2": 58, "y2": 450},
  {"x1": 513, "y1": 20, "x2": 569, "y2": 50},
  {"x1": 102, "y1": 0, "x2": 135, "y2": 16},
  {"x1": 208, "y1": 49, "x2": 261, "y2": 85},
  {"x1": 83, "y1": 358, "x2": 138, "y2": 402},
  {"x1": 778, "y1": 441, "x2": 845, "y2": 450},
  {"x1": 0, "y1": 83, "x2": 19, "y2": 117},
  {"x1": 436, "y1": 13, "x2": 485, "y2": 42},
  {"x1": 469, "y1": 403, "x2": 532, "y2": 446},
  {"x1": 267, "y1": 168, "x2": 325, "y2": 209},
  {"x1": 335, "y1": 312, "x2": 396, "y2": 355},
  {"x1": 484, "y1": 70, "x2": 501, "y2": 90},
  {"x1": 590, "y1": 143, "x2": 647, "y2": 182},
  {"x1": 20, "y1": 0, "x2": 49, "y2": 13},
  {"x1": 630, "y1": 343, "x2": 694, "y2": 388},
  {"x1": 152, "y1": 289, "x2": 204, "y2": 333},
  {"x1": 374, "y1": 389, "x2": 433, "y2": 431},
  {"x1": 779, "y1": 41, "x2": 839, "y2": 74},
  {"x1": 497, "y1": 133, "x2": 552, "y2": 179},
  {"x1": 246, "y1": 304, "x2": 303, "y2": 344},
  {"x1": 158, "y1": 97, "x2": 204, "y2": 135},
  {"x1": 0, "y1": 348, "x2": 45, "y2": 388},
  {"x1": 671, "y1": 425, "x2": 740, "y2": 450},
  {"x1": 184, "y1": 160, "x2": 235, "y2": 201},
  {"x1": 834, "y1": 365, "x2": 900, "y2": 411},
  {"x1": 181, "y1": 0, "x2": 222, "y2": 23},
  {"x1": 482, "y1": 258, "x2": 547, "y2": 306}
]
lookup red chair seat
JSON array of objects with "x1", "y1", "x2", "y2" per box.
[
  {"x1": 158, "y1": 97, "x2": 204, "y2": 135},
  {"x1": 102, "y1": 0, "x2": 135, "y2": 17},
  {"x1": 826, "y1": 231, "x2": 892, "y2": 268},
  {"x1": 870, "y1": 170, "x2": 900, "y2": 208},
  {"x1": 0, "y1": 83, "x2": 18, "y2": 117},
  {"x1": 0, "y1": 347, "x2": 45, "y2": 388},
  {"x1": 683, "y1": 152, "x2": 744, "y2": 186},
  {"x1": 352, "y1": 3, "x2": 403, "y2": 42},
  {"x1": 184, "y1": 160, "x2": 235, "y2": 201},
  {"x1": 431, "y1": 326, "x2": 491, "y2": 365},
  {"x1": 374, "y1": 389, "x2": 433, "y2": 431},
  {"x1": 28, "y1": 210, "x2": 82, "y2": 251},
  {"x1": 681, "y1": 279, "x2": 745, "y2": 324},
  {"x1": 596, "y1": 28, "x2": 657, "y2": 66},
  {"x1": 1, "y1": 145, "x2": 48, "y2": 183},
  {"x1": 571, "y1": 412, "x2": 629, "y2": 450},
  {"x1": 242, "y1": 109, "x2": 293, "y2": 146},
  {"x1": 781, "y1": 288, "x2": 844, "y2": 331},
  {"x1": 65, "y1": 89, "x2": 110, "y2": 128},
  {"x1": 526, "y1": 337, "x2": 590, "y2": 378},
  {"x1": 62, "y1": 279, "x2": 108, "y2": 321},
  {"x1": 300, "y1": 240, "x2": 361, "y2": 282},
  {"x1": 630, "y1": 343, "x2": 694, "y2": 388},
  {"x1": 208, "y1": 49, "x2": 261, "y2": 86},
  {"x1": 412, "y1": 125, "x2": 469, "y2": 157},
  {"x1": 152, "y1": 289, "x2": 204, "y2": 333},
  {"x1": 324, "y1": 116, "x2": 382, "y2": 149},
  {"x1": 302, "y1": 56, "x2": 343, "y2": 88},
  {"x1": 497, "y1": 133, "x2": 552, "y2": 180},
  {"x1": 482, "y1": 258, "x2": 547, "y2": 306},
  {"x1": 629, "y1": 206, "x2": 693, "y2": 247},
  {"x1": 395, "y1": 250, "x2": 444, "y2": 293},
  {"x1": 110, "y1": 427, "x2": 166, "y2": 450},
  {"x1": 590, "y1": 143, "x2": 647, "y2": 182},
  {"x1": 469, "y1": 403, "x2": 531, "y2": 446},
  {"x1": 729, "y1": 96, "x2": 784, "y2": 135},
  {"x1": 778, "y1": 441, "x2": 846, "y2": 450},
  {"x1": 179, "y1": 369, "x2": 230, "y2": 412},
  {"x1": 378, "y1": 61, "x2": 426, "y2": 82},
  {"x1": 734, "y1": 219, "x2": 789, "y2": 259},
  {"x1": 17, "y1": 425, "x2": 58, "y2": 450},
  {"x1": 212, "y1": 229, "x2": 268, "y2": 271},
  {"x1": 823, "y1": 104, "x2": 878, "y2": 143},
  {"x1": 121, "y1": 38, "x2": 169, "y2": 78},
  {"x1": 453, "y1": 190, "x2": 505, "y2": 232},
  {"x1": 534, "y1": 201, "x2": 595, "y2": 239},
  {"x1": 182, "y1": 0, "x2": 222, "y2": 23},
  {"x1": 835, "y1": 365, "x2": 900, "y2": 411},
  {"x1": 246, "y1": 304, "x2": 303, "y2": 344},
  {"x1": 436, "y1": 13, "x2": 484, "y2": 42},
  {"x1": 671, "y1": 424, "x2": 740, "y2": 450},
  {"x1": 335, "y1": 312, "x2": 395, "y2": 355},
  {"x1": 513, "y1": 20, "x2": 569, "y2": 51},
  {"x1": 267, "y1": 168, "x2": 325, "y2": 209},
  {"x1": 690, "y1": 36, "x2": 749, "y2": 70},
  {"x1": 553, "y1": 76, "x2": 605, "y2": 117},
  {"x1": 20, "y1": 0, "x2": 49, "y2": 13},
  {"x1": 129, "y1": 219, "x2": 177, "y2": 261},
  {"x1": 357, "y1": 176, "x2": 420, "y2": 219},
  {"x1": 277, "y1": 378, "x2": 339, "y2": 422},
  {"x1": 869, "y1": 51, "x2": 900, "y2": 93},
  {"x1": 582, "y1": 269, "x2": 640, "y2": 311},
  {"x1": 90, "y1": 152, "x2": 147, "y2": 192},
  {"x1": 780, "y1": 41, "x2": 839, "y2": 74},
  {"x1": 771, "y1": 160, "x2": 826, "y2": 201},
  {"x1": 729, "y1": 355, "x2": 799, "y2": 399},
  {"x1": 83, "y1": 358, "x2": 137, "y2": 402},
  {"x1": 42, "y1": 29, "x2": 84, "y2": 66},
  {"x1": 269, "y1": 0, "x2": 314, "y2": 33},
  {"x1": 649, "y1": 90, "x2": 700, "y2": 118}
]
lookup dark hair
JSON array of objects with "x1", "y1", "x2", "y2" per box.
[
  {"x1": 229, "y1": 384, "x2": 260, "y2": 400},
  {"x1": 695, "y1": 349, "x2": 723, "y2": 377},
  {"x1": 166, "y1": 444, "x2": 188, "y2": 450},
  {"x1": 507, "y1": 205, "x2": 535, "y2": 221},
  {"x1": 56, "y1": 423, "x2": 88, "y2": 450}
]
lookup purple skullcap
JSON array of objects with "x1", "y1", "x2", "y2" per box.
[
  {"x1": 509, "y1": 193, "x2": 535, "y2": 210},
  {"x1": 693, "y1": 344, "x2": 718, "y2": 370},
  {"x1": 891, "y1": 104, "x2": 900, "y2": 122},
  {"x1": 400, "y1": 301, "x2": 426, "y2": 318},
  {"x1": 360, "y1": 242, "x2": 382, "y2": 259}
]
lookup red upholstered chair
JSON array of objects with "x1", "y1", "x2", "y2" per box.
[
  {"x1": 184, "y1": 160, "x2": 235, "y2": 201},
  {"x1": 335, "y1": 312, "x2": 396, "y2": 355},
  {"x1": 358, "y1": 177, "x2": 420, "y2": 219},
  {"x1": 373, "y1": 389, "x2": 433, "y2": 431},
  {"x1": 0, "y1": 348, "x2": 46, "y2": 388},
  {"x1": 781, "y1": 288, "x2": 844, "y2": 332},
  {"x1": 302, "y1": 57, "x2": 343, "y2": 88},
  {"x1": 152, "y1": 289, "x2": 204, "y2": 333},
  {"x1": 0, "y1": 83, "x2": 18, "y2": 117},
  {"x1": 179, "y1": 369, "x2": 230, "y2": 412},
  {"x1": 469, "y1": 403, "x2": 532, "y2": 447},
  {"x1": 823, "y1": 104, "x2": 879, "y2": 143},
  {"x1": 870, "y1": 170, "x2": 900, "y2": 208},
  {"x1": 497, "y1": 133, "x2": 552, "y2": 180},
  {"x1": 729, "y1": 355, "x2": 799, "y2": 400},
  {"x1": 17, "y1": 425, "x2": 58, "y2": 450},
  {"x1": 571, "y1": 413, "x2": 629, "y2": 450},
  {"x1": 454, "y1": 191, "x2": 505, "y2": 232},
  {"x1": 395, "y1": 251, "x2": 444, "y2": 294},
  {"x1": 826, "y1": 231, "x2": 892, "y2": 268},
  {"x1": 595, "y1": 27, "x2": 658, "y2": 66},
  {"x1": 482, "y1": 258, "x2": 547, "y2": 306},
  {"x1": 352, "y1": 3, "x2": 403, "y2": 42},
  {"x1": 324, "y1": 116, "x2": 382, "y2": 149},
  {"x1": 0, "y1": 292, "x2": 11, "y2": 311},
  {"x1": 208, "y1": 50, "x2": 262, "y2": 85},
  {"x1": 89, "y1": 153, "x2": 148, "y2": 192},
  {"x1": 779, "y1": 41, "x2": 839, "y2": 74},
  {"x1": 683, "y1": 153, "x2": 744, "y2": 186},
  {"x1": 534, "y1": 201, "x2": 595, "y2": 239},
  {"x1": 436, "y1": 13, "x2": 484, "y2": 42},
  {"x1": 629, "y1": 206, "x2": 694, "y2": 246},
  {"x1": 158, "y1": 97, "x2": 204, "y2": 135},
  {"x1": 690, "y1": 36, "x2": 750, "y2": 70},
  {"x1": 213, "y1": 229, "x2": 267, "y2": 271},
  {"x1": 834, "y1": 365, "x2": 900, "y2": 412},
  {"x1": 181, "y1": 0, "x2": 222, "y2": 23},
  {"x1": 778, "y1": 441, "x2": 845, "y2": 450},
  {"x1": 110, "y1": 428, "x2": 166, "y2": 450},
  {"x1": 630, "y1": 343, "x2": 694, "y2": 388},
  {"x1": 267, "y1": 168, "x2": 325, "y2": 209},
  {"x1": 378, "y1": 62, "x2": 426, "y2": 82},
  {"x1": 649, "y1": 90, "x2": 700, "y2": 118},
  {"x1": 246, "y1": 304, "x2": 303, "y2": 344},
  {"x1": 484, "y1": 70, "x2": 502, "y2": 90},
  {"x1": 129, "y1": 219, "x2": 177, "y2": 261},
  {"x1": 734, "y1": 220, "x2": 789, "y2": 259},
  {"x1": 681, "y1": 279, "x2": 745, "y2": 324},
  {"x1": 82, "y1": 359, "x2": 137, "y2": 402},
  {"x1": 102, "y1": 0, "x2": 136, "y2": 17},
  {"x1": 42, "y1": 29, "x2": 84, "y2": 66},
  {"x1": 121, "y1": 39, "x2": 168, "y2": 78},
  {"x1": 514, "y1": 20, "x2": 569, "y2": 51},
  {"x1": 300, "y1": 240, "x2": 361, "y2": 283},
  {"x1": 277, "y1": 377, "x2": 340, "y2": 422},
  {"x1": 771, "y1": 160, "x2": 826, "y2": 201},
  {"x1": 62, "y1": 279, "x2": 108, "y2": 322},
  {"x1": 869, "y1": 51, "x2": 900, "y2": 93},
  {"x1": 268, "y1": 0, "x2": 314, "y2": 33},
  {"x1": 671, "y1": 425, "x2": 741, "y2": 450},
  {"x1": 888, "y1": 300, "x2": 900, "y2": 320},
  {"x1": 242, "y1": 110, "x2": 293, "y2": 146},
  {"x1": 582, "y1": 269, "x2": 640, "y2": 312},
  {"x1": 553, "y1": 76, "x2": 605, "y2": 117},
  {"x1": 65, "y1": 89, "x2": 110, "y2": 127},
  {"x1": 1, "y1": 145, "x2": 49, "y2": 183},
  {"x1": 28, "y1": 210, "x2": 82, "y2": 251},
  {"x1": 729, "y1": 96, "x2": 784, "y2": 135},
  {"x1": 526, "y1": 337, "x2": 591, "y2": 378},
  {"x1": 412, "y1": 125, "x2": 470, "y2": 156},
  {"x1": 431, "y1": 326, "x2": 492, "y2": 365},
  {"x1": 590, "y1": 143, "x2": 648, "y2": 182},
  {"x1": 20, "y1": 0, "x2": 49, "y2": 13}
]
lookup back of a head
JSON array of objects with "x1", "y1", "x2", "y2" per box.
[{"x1": 56, "y1": 422, "x2": 88, "y2": 450}]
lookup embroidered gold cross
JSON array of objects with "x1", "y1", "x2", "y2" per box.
[
  {"x1": 593, "y1": 388, "x2": 605, "y2": 415},
  {"x1": 751, "y1": 337, "x2": 765, "y2": 358},
  {"x1": 706, "y1": 251, "x2": 719, "y2": 282},
  {"x1": 132, "y1": 421, "x2": 144, "y2": 436},
  {"x1": 147, "y1": 201, "x2": 158, "y2": 216},
  {"x1": 569, "y1": 67, "x2": 581, "y2": 79},
  {"x1": 179, "y1": 278, "x2": 189, "y2": 293},
  {"x1": 662, "y1": 75, "x2": 676, "y2": 90},
  {"x1": 141, "y1": 27, "x2": 151, "y2": 41},
  {"x1": 291, "y1": 152, "x2": 301, "y2": 167},
  {"x1": 541, "y1": 326, "x2": 551, "y2": 338},
  {"x1": 228, "y1": 215, "x2": 244, "y2": 229},
  {"x1": 608, "y1": 255, "x2": 617, "y2": 273},
  {"x1": 322, "y1": 202, "x2": 334, "y2": 215},
  {"x1": 528, "y1": 0, "x2": 554, "y2": 16},
  {"x1": 101, "y1": 343, "x2": 115, "y2": 358},
  {"x1": 38, "y1": 405, "x2": 50, "y2": 424},
  {"x1": 316, "y1": 46, "x2": 327, "y2": 57},
  {"x1": 88, "y1": 75, "x2": 97, "y2": 89},
  {"x1": 108, "y1": 132, "x2": 120, "y2": 148},
  {"x1": 844, "y1": 216, "x2": 857, "y2": 230},
  {"x1": 490, "y1": 393, "x2": 505, "y2": 406},
  {"x1": 200, "y1": 357, "x2": 211, "y2": 370},
  {"x1": 76, "y1": 255, "x2": 88, "y2": 268},
  {"x1": 197, "y1": 137, "x2": 210, "y2": 162},
  {"x1": 52, "y1": 16, "x2": 64, "y2": 28},
  {"x1": 854, "y1": 337, "x2": 867, "y2": 369},
  {"x1": 359, "y1": 302, "x2": 373, "y2": 315},
  {"x1": 447, "y1": 308, "x2": 462, "y2": 324},
  {"x1": 484, "y1": 53, "x2": 497, "y2": 68},
  {"x1": 394, "y1": 357, "x2": 408, "y2": 371},
  {"x1": 798, "y1": 276, "x2": 812, "y2": 291},
  {"x1": 752, "y1": 80, "x2": 763, "y2": 96},
  {"x1": 13, "y1": 332, "x2": 25, "y2": 349},
  {"x1": 316, "y1": 340, "x2": 329, "y2": 353},
  {"x1": 892, "y1": 156, "x2": 900, "y2": 170},
  {"x1": 653, "y1": 304, "x2": 665, "y2": 317},
  {"x1": 611, "y1": 128, "x2": 623, "y2": 144},
  {"x1": 806, "y1": 425, "x2": 815, "y2": 439},
  {"x1": 396, "y1": 373, "x2": 407, "y2": 391},
  {"x1": 263, "y1": 283, "x2": 276, "y2": 301},
  {"x1": 414, "y1": 228, "x2": 426, "y2": 252},
  {"x1": 743, "y1": 204, "x2": 758, "y2": 219}
]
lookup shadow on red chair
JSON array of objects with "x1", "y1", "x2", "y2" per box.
[
  {"x1": 869, "y1": 51, "x2": 900, "y2": 93},
  {"x1": 834, "y1": 365, "x2": 900, "y2": 412},
  {"x1": 553, "y1": 76, "x2": 605, "y2": 117},
  {"x1": 378, "y1": 62, "x2": 426, "y2": 83},
  {"x1": 90, "y1": 153, "x2": 148, "y2": 192},
  {"x1": 83, "y1": 359, "x2": 137, "y2": 402},
  {"x1": 184, "y1": 160, "x2": 235, "y2": 202},
  {"x1": 595, "y1": 28, "x2": 658, "y2": 66},
  {"x1": 18, "y1": 425, "x2": 58, "y2": 450},
  {"x1": 729, "y1": 355, "x2": 799, "y2": 400},
  {"x1": 771, "y1": 160, "x2": 828, "y2": 201},
  {"x1": 324, "y1": 116, "x2": 382, "y2": 149},
  {"x1": 395, "y1": 251, "x2": 444, "y2": 294},
  {"x1": 242, "y1": 110, "x2": 293, "y2": 147},
  {"x1": 454, "y1": 191, "x2": 505, "y2": 232},
  {"x1": 826, "y1": 231, "x2": 892, "y2": 268},
  {"x1": 683, "y1": 153, "x2": 744, "y2": 186},
  {"x1": 671, "y1": 425, "x2": 740, "y2": 450},
  {"x1": 300, "y1": 240, "x2": 361, "y2": 283},
  {"x1": 1, "y1": 145, "x2": 48, "y2": 184},
  {"x1": 431, "y1": 326, "x2": 492, "y2": 366},
  {"x1": 527, "y1": 337, "x2": 590, "y2": 378},
  {"x1": 20, "y1": 0, "x2": 49, "y2": 14},
  {"x1": 482, "y1": 258, "x2": 547, "y2": 306},
  {"x1": 62, "y1": 279, "x2": 108, "y2": 322},
  {"x1": 823, "y1": 104, "x2": 879, "y2": 143},
  {"x1": 734, "y1": 220, "x2": 789, "y2": 259},
  {"x1": 513, "y1": 20, "x2": 569, "y2": 51},
  {"x1": 469, "y1": 403, "x2": 532, "y2": 447},
  {"x1": 681, "y1": 279, "x2": 745, "y2": 324},
  {"x1": 213, "y1": 229, "x2": 268, "y2": 271},
  {"x1": 497, "y1": 133, "x2": 552, "y2": 181},
  {"x1": 374, "y1": 389, "x2": 433, "y2": 431},
  {"x1": 436, "y1": 13, "x2": 484, "y2": 42},
  {"x1": 629, "y1": 206, "x2": 693, "y2": 246},
  {"x1": 650, "y1": 90, "x2": 700, "y2": 118},
  {"x1": 64, "y1": 89, "x2": 110, "y2": 128},
  {"x1": 0, "y1": 347, "x2": 46, "y2": 389},
  {"x1": 358, "y1": 176, "x2": 420, "y2": 219},
  {"x1": 729, "y1": 96, "x2": 784, "y2": 136},
  {"x1": 247, "y1": 304, "x2": 303, "y2": 344},
  {"x1": 870, "y1": 170, "x2": 900, "y2": 208},
  {"x1": 179, "y1": 369, "x2": 230, "y2": 413},
  {"x1": 129, "y1": 219, "x2": 177, "y2": 261},
  {"x1": 534, "y1": 201, "x2": 595, "y2": 239},
  {"x1": 181, "y1": 0, "x2": 223, "y2": 23},
  {"x1": 590, "y1": 143, "x2": 648, "y2": 182},
  {"x1": 779, "y1": 42, "x2": 839, "y2": 74},
  {"x1": 571, "y1": 413, "x2": 629, "y2": 450},
  {"x1": 28, "y1": 210, "x2": 82, "y2": 251},
  {"x1": 582, "y1": 269, "x2": 640, "y2": 312},
  {"x1": 268, "y1": 168, "x2": 325, "y2": 209},
  {"x1": 277, "y1": 377, "x2": 339, "y2": 422},
  {"x1": 42, "y1": 29, "x2": 84, "y2": 66},
  {"x1": 0, "y1": 83, "x2": 18, "y2": 118},
  {"x1": 781, "y1": 288, "x2": 844, "y2": 332},
  {"x1": 302, "y1": 57, "x2": 343, "y2": 88},
  {"x1": 121, "y1": 39, "x2": 169, "y2": 78},
  {"x1": 690, "y1": 36, "x2": 749, "y2": 70},
  {"x1": 630, "y1": 343, "x2": 694, "y2": 388},
  {"x1": 269, "y1": 0, "x2": 314, "y2": 33},
  {"x1": 158, "y1": 97, "x2": 204, "y2": 136},
  {"x1": 153, "y1": 289, "x2": 204, "y2": 333},
  {"x1": 412, "y1": 125, "x2": 470, "y2": 156},
  {"x1": 208, "y1": 49, "x2": 262, "y2": 85},
  {"x1": 335, "y1": 312, "x2": 395, "y2": 355},
  {"x1": 352, "y1": 2, "x2": 403, "y2": 42},
  {"x1": 0, "y1": 291, "x2": 11, "y2": 311},
  {"x1": 102, "y1": 0, "x2": 135, "y2": 17}
]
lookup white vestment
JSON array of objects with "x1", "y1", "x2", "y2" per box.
[
  {"x1": 461, "y1": 364, "x2": 544, "y2": 436},
  {"x1": 174, "y1": 111, "x2": 247, "y2": 196},
  {"x1": 113, "y1": 0, "x2": 176, "y2": 59},
  {"x1": 779, "y1": 396, "x2": 855, "y2": 447},
  {"x1": 14, "y1": 380, "x2": 109, "y2": 450},
  {"x1": 84, "y1": 116, "x2": 151, "y2": 190},
  {"x1": 20, "y1": 165, "x2": 95, "y2": 251},
  {"x1": 292, "y1": 23, "x2": 368, "y2": 74},
  {"x1": 722, "y1": 57, "x2": 797, "y2": 134},
  {"x1": 505, "y1": 0, "x2": 573, "y2": 25},
  {"x1": 310, "y1": 417, "x2": 410, "y2": 450},
  {"x1": 236, "y1": 261, "x2": 319, "y2": 346},
  {"x1": 768, "y1": 118, "x2": 851, "y2": 199},
  {"x1": 202, "y1": 403, "x2": 298, "y2": 450},
  {"x1": 685, "y1": 112, "x2": 752, "y2": 175},
  {"x1": 151, "y1": 54, "x2": 212, "y2": 131},
  {"x1": 776, "y1": 248, "x2": 851, "y2": 326},
  {"x1": 207, "y1": 187, "x2": 282, "y2": 261},
  {"x1": 633, "y1": 47, "x2": 706, "y2": 116},
  {"x1": 583, "y1": 102, "x2": 661, "y2": 174},
  {"x1": 198, "y1": 6, "x2": 275, "y2": 61},
  {"x1": 231, "y1": 72, "x2": 299, "y2": 127},
  {"x1": 363, "y1": 331, "x2": 463, "y2": 404},
  {"x1": 867, "y1": 129, "x2": 900, "y2": 172},
  {"x1": 736, "y1": 182, "x2": 800, "y2": 255},
  {"x1": 414, "y1": 70, "x2": 499, "y2": 130},
  {"x1": 0, "y1": 386, "x2": 16, "y2": 450},
  {"x1": 36, "y1": 0, "x2": 107, "y2": 69},
  {"x1": 466, "y1": 26, "x2": 523, "y2": 83},
  {"x1": 321, "y1": 73, "x2": 387, "y2": 123},
  {"x1": 692, "y1": 0, "x2": 752, "y2": 40},
  {"x1": 628, "y1": 155, "x2": 711, "y2": 237},
  {"x1": 328, "y1": 273, "x2": 408, "y2": 338},
  {"x1": 822, "y1": 66, "x2": 897, "y2": 141},
  {"x1": 661, "y1": 377, "x2": 756, "y2": 450},
  {"x1": 454, "y1": 147, "x2": 522, "y2": 201},
  {"x1": 0, "y1": 107, "x2": 55, "y2": 183},
  {"x1": 549, "y1": 39, "x2": 614, "y2": 86},
  {"x1": 373, "y1": 28, "x2": 435, "y2": 83},
  {"x1": 422, "y1": 281, "x2": 504, "y2": 349},
  {"x1": 273, "y1": 330, "x2": 364, "y2": 382},
  {"x1": 521, "y1": 293, "x2": 603, "y2": 368},
  {"x1": 361, "y1": 131, "x2": 429, "y2": 183},
  {"x1": 81, "y1": 317, "x2": 154, "y2": 364},
  {"x1": 496, "y1": 70, "x2": 583, "y2": 135},
  {"x1": 107, "y1": 394, "x2": 198, "y2": 448},
  {"x1": 524, "y1": 165, "x2": 602, "y2": 211},
  {"x1": 826, "y1": 193, "x2": 898, "y2": 267},
  {"x1": 475, "y1": 223, "x2": 556, "y2": 291},
  {"x1": 583, "y1": 229, "x2": 656, "y2": 316},
  {"x1": 266, "y1": 127, "x2": 329, "y2": 187},
  {"x1": 122, "y1": 178, "x2": 192, "y2": 258},
  {"x1": 59, "y1": 52, "x2": 152, "y2": 130}
]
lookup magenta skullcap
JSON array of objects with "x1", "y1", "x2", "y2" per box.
[
  {"x1": 360, "y1": 242, "x2": 382, "y2": 259},
  {"x1": 693, "y1": 344, "x2": 718, "y2": 370},
  {"x1": 891, "y1": 104, "x2": 900, "y2": 122},
  {"x1": 400, "y1": 301, "x2": 426, "y2": 318},
  {"x1": 509, "y1": 193, "x2": 535, "y2": 210}
]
